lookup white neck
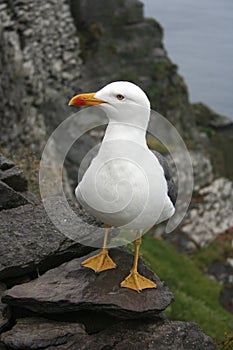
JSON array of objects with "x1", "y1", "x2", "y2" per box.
[{"x1": 102, "y1": 121, "x2": 148, "y2": 147}]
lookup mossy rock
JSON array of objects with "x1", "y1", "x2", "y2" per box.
[
  {"x1": 0, "y1": 146, "x2": 40, "y2": 198},
  {"x1": 192, "y1": 103, "x2": 233, "y2": 179},
  {"x1": 192, "y1": 103, "x2": 220, "y2": 128}
]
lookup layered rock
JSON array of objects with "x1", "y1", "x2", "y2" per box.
[
  {"x1": 192, "y1": 103, "x2": 233, "y2": 179},
  {"x1": 0, "y1": 154, "x2": 38, "y2": 210},
  {"x1": 1, "y1": 318, "x2": 86, "y2": 350},
  {"x1": 1, "y1": 249, "x2": 217, "y2": 350},
  {"x1": 182, "y1": 178, "x2": 233, "y2": 248},
  {"x1": 0, "y1": 0, "x2": 81, "y2": 152},
  {"x1": 163, "y1": 177, "x2": 233, "y2": 254},
  {"x1": 0, "y1": 154, "x2": 217, "y2": 349},
  {"x1": 1, "y1": 318, "x2": 216, "y2": 350},
  {"x1": 2, "y1": 248, "x2": 173, "y2": 318},
  {"x1": 0, "y1": 202, "x2": 97, "y2": 281},
  {"x1": 0, "y1": 284, "x2": 10, "y2": 334}
]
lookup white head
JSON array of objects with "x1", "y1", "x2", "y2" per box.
[
  {"x1": 69, "y1": 81, "x2": 151, "y2": 128},
  {"x1": 95, "y1": 81, "x2": 150, "y2": 108}
]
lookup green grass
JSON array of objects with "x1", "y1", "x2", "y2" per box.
[{"x1": 139, "y1": 233, "x2": 233, "y2": 345}]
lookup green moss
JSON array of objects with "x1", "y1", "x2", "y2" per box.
[
  {"x1": 147, "y1": 84, "x2": 162, "y2": 103},
  {"x1": 118, "y1": 48, "x2": 149, "y2": 61},
  {"x1": 166, "y1": 89, "x2": 182, "y2": 109},
  {"x1": 198, "y1": 126, "x2": 215, "y2": 138},
  {"x1": 148, "y1": 83, "x2": 182, "y2": 111},
  {"x1": 147, "y1": 60, "x2": 187, "y2": 111},
  {"x1": 77, "y1": 22, "x2": 102, "y2": 62},
  {"x1": 118, "y1": 71, "x2": 139, "y2": 84},
  {"x1": 0, "y1": 146, "x2": 40, "y2": 198},
  {"x1": 152, "y1": 60, "x2": 171, "y2": 80},
  {"x1": 139, "y1": 233, "x2": 233, "y2": 344},
  {"x1": 182, "y1": 137, "x2": 196, "y2": 150},
  {"x1": 152, "y1": 60, "x2": 178, "y2": 81},
  {"x1": 144, "y1": 18, "x2": 163, "y2": 36},
  {"x1": 192, "y1": 102, "x2": 215, "y2": 128}
]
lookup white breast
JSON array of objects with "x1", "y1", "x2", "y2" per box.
[{"x1": 75, "y1": 145, "x2": 173, "y2": 229}]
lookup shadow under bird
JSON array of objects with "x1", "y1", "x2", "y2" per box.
[{"x1": 68, "y1": 81, "x2": 176, "y2": 292}]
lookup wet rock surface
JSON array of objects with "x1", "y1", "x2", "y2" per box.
[{"x1": 2, "y1": 248, "x2": 173, "y2": 319}]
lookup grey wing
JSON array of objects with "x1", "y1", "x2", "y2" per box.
[{"x1": 152, "y1": 150, "x2": 177, "y2": 206}]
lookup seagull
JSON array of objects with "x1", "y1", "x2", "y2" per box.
[{"x1": 68, "y1": 81, "x2": 176, "y2": 292}]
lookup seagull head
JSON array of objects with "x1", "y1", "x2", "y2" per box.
[{"x1": 68, "y1": 81, "x2": 151, "y2": 127}]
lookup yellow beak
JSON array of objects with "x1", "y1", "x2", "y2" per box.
[{"x1": 68, "y1": 92, "x2": 105, "y2": 106}]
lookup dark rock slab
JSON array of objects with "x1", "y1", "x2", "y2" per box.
[
  {"x1": 0, "y1": 181, "x2": 29, "y2": 210},
  {"x1": 3, "y1": 248, "x2": 173, "y2": 319},
  {"x1": 0, "y1": 154, "x2": 31, "y2": 210},
  {"x1": 0, "y1": 166, "x2": 28, "y2": 192},
  {"x1": 77, "y1": 320, "x2": 217, "y2": 350},
  {"x1": 1, "y1": 317, "x2": 86, "y2": 349},
  {"x1": 1, "y1": 318, "x2": 216, "y2": 350},
  {"x1": 74, "y1": 319, "x2": 217, "y2": 350},
  {"x1": 0, "y1": 155, "x2": 15, "y2": 171},
  {"x1": 0, "y1": 283, "x2": 11, "y2": 333},
  {"x1": 0, "y1": 203, "x2": 94, "y2": 281}
]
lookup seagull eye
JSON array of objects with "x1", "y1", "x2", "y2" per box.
[{"x1": 116, "y1": 94, "x2": 125, "y2": 101}]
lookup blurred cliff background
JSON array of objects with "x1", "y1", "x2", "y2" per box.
[
  {"x1": 0, "y1": 0, "x2": 232, "y2": 346},
  {"x1": 143, "y1": 0, "x2": 233, "y2": 119}
]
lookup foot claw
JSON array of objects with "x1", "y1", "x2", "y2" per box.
[
  {"x1": 120, "y1": 271, "x2": 157, "y2": 292},
  {"x1": 81, "y1": 249, "x2": 116, "y2": 272}
]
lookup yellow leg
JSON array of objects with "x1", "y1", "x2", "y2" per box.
[
  {"x1": 81, "y1": 225, "x2": 116, "y2": 272},
  {"x1": 120, "y1": 232, "x2": 157, "y2": 292}
]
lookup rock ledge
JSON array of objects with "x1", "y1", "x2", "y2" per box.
[{"x1": 3, "y1": 248, "x2": 173, "y2": 319}]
